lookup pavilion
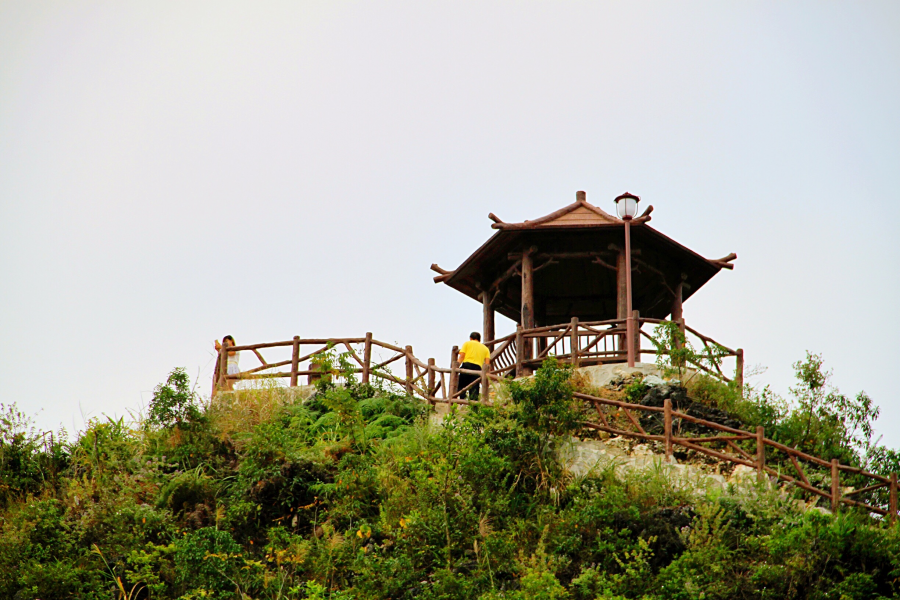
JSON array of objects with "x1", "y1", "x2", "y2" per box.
[{"x1": 431, "y1": 191, "x2": 736, "y2": 357}]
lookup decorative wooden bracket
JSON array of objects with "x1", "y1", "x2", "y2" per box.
[
  {"x1": 710, "y1": 252, "x2": 737, "y2": 270},
  {"x1": 507, "y1": 246, "x2": 539, "y2": 261},
  {"x1": 592, "y1": 257, "x2": 618, "y2": 271},
  {"x1": 533, "y1": 257, "x2": 557, "y2": 273},
  {"x1": 488, "y1": 259, "x2": 523, "y2": 293},
  {"x1": 431, "y1": 264, "x2": 455, "y2": 283},
  {"x1": 488, "y1": 213, "x2": 504, "y2": 224},
  {"x1": 630, "y1": 205, "x2": 654, "y2": 224}
]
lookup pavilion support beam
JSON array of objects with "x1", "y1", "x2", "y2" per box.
[
  {"x1": 521, "y1": 250, "x2": 536, "y2": 330},
  {"x1": 671, "y1": 281, "x2": 683, "y2": 322},
  {"x1": 482, "y1": 291, "x2": 495, "y2": 348},
  {"x1": 616, "y1": 250, "x2": 627, "y2": 356},
  {"x1": 671, "y1": 281, "x2": 684, "y2": 353},
  {"x1": 521, "y1": 247, "x2": 536, "y2": 363}
]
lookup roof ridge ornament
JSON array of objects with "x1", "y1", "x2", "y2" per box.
[{"x1": 710, "y1": 253, "x2": 737, "y2": 270}]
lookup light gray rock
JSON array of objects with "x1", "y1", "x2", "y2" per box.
[
  {"x1": 576, "y1": 363, "x2": 664, "y2": 388},
  {"x1": 642, "y1": 375, "x2": 666, "y2": 387},
  {"x1": 729, "y1": 465, "x2": 758, "y2": 485}
]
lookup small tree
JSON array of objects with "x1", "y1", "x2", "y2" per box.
[
  {"x1": 787, "y1": 351, "x2": 879, "y2": 461},
  {"x1": 650, "y1": 321, "x2": 728, "y2": 383},
  {"x1": 147, "y1": 368, "x2": 200, "y2": 429}
]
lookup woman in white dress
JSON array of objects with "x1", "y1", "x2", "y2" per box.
[{"x1": 214, "y1": 335, "x2": 240, "y2": 391}]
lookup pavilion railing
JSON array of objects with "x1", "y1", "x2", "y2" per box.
[{"x1": 485, "y1": 316, "x2": 743, "y2": 387}]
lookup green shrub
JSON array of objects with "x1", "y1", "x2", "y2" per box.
[
  {"x1": 148, "y1": 367, "x2": 201, "y2": 429},
  {"x1": 174, "y1": 527, "x2": 246, "y2": 597}
]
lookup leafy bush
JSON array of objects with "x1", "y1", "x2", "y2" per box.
[
  {"x1": 147, "y1": 367, "x2": 201, "y2": 429},
  {"x1": 0, "y1": 404, "x2": 67, "y2": 505}
]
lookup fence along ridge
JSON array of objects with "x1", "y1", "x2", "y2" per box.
[
  {"x1": 213, "y1": 330, "x2": 898, "y2": 522},
  {"x1": 575, "y1": 390, "x2": 897, "y2": 521}
]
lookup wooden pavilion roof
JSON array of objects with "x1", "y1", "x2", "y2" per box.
[{"x1": 432, "y1": 194, "x2": 736, "y2": 324}]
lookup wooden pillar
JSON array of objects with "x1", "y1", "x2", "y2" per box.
[
  {"x1": 632, "y1": 310, "x2": 641, "y2": 364},
  {"x1": 482, "y1": 291, "x2": 496, "y2": 349},
  {"x1": 672, "y1": 282, "x2": 684, "y2": 354},
  {"x1": 735, "y1": 348, "x2": 744, "y2": 391},
  {"x1": 290, "y1": 336, "x2": 300, "y2": 387},
  {"x1": 481, "y1": 362, "x2": 490, "y2": 402},
  {"x1": 405, "y1": 345, "x2": 414, "y2": 395},
  {"x1": 450, "y1": 345, "x2": 459, "y2": 397},
  {"x1": 671, "y1": 281, "x2": 683, "y2": 323},
  {"x1": 427, "y1": 358, "x2": 436, "y2": 403},
  {"x1": 890, "y1": 473, "x2": 898, "y2": 525},
  {"x1": 831, "y1": 459, "x2": 840, "y2": 513},
  {"x1": 521, "y1": 249, "x2": 535, "y2": 364},
  {"x1": 616, "y1": 250, "x2": 627, "y2": 356},
  {"x1": 362, "y1": 332, "x2": 373, "y2": 385},
  {"x1": 570, "y1": 317, "x2": 579, "y2": 367},
  {"x1": 521, "y1": 249, "x2": 535, "y2": 329},
  {"x1": 671, "y1": 317, "x2": 686, "y2": 368},
  {"x1": 664, "y1": 398, "x2": 673, "y2": 461},
  {"x1": 756, "y1": 426, "x2": 765, "y2": 483},
  {"x1": 515, "y1": 325, "x2": 524, "y2": 378}
]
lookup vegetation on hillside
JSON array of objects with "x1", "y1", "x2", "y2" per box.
[{"x1": 1, "y1": 355, "x2": 899, "y2": 599}]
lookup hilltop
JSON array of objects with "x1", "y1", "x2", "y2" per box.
[{"x1": 1, "y1": 355, "x2": 899, "y2": 600}]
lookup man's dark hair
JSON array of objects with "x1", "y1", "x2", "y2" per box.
[{"x1": 470, "y1": 332, "x2": 481, "y2": 341}]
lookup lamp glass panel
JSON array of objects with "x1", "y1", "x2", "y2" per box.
[{"x1": 616, "y1": 197, "x2": 638, "y2": 219}]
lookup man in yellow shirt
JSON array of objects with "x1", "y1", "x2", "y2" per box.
[{"x1": 457, "y1": 332, "x2": 491, "y2": 400}]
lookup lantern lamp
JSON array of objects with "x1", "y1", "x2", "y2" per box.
[{"x1": 614, "y1": 192, "x2": 640, "y2": 220}]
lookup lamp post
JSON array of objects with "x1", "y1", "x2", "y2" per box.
[{"x1": 615, "y1": 192, "x2": 640, "y2": 367}]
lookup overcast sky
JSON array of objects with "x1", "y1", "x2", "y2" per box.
[{"x1": 1, "y1": 1, "x2": 898, "y2": 447}]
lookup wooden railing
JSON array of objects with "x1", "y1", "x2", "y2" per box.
[
  {"x1": 576, "y1": 390, "x2": 899, "y2": 522},
  {"x1": 213, "y1": 334, "x2": 502, "y2": 405},
  {"x1": 213, "y1": 327, "x2": 896, "y2": 520},
  {"x1": 487, "y1": 316, "x2": 743, "y2": 386},
  {"x1": 214, "y1": 318, "x2": 742, "y2": 405}
]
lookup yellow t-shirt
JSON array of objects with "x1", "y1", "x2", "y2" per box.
[{"x1": 460, "y1": 340, "x2": 491, "y2": 366}]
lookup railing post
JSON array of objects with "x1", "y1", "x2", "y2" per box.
[
  {"x1": 735, "y1": 348, "x2": 744, "y2": 395},
  {"x1": 756, "y1": 426, "x2": 765, "y2": 483},
  {"x1": 450, "y1": 345, "x2": 459, "y2": 398},
  {"x1": 515, "y1": 325, "x2": 524, "y2": 378},
  {"x1": 570, "y1": 317, "x2": 580, "y2": 368},
  {"x1": 290, "y1": 336, "x2": 300, "y2": 387},
  {"x1": 427, "y1": 358, "x2": 436, "y2": 404},
  {"x1": 481, "y1": 362, "x2": 490, "y2": 402},
  {"x1": 362, "y1": 332, "x2": 372, "y2": 385},
  {"x1": 664, "y1": 398, "x2": 672, "y2": 461},
  {"x1": 831, "y1": 459, "x2": 840, "y2": 513},
  {"x1": 216, "y1": 345, "x2": 227, "y2": 394},
  {"x1": 632, "y1": 310, "x2": 641, "y2": 365},
  {"x1": 211, "y1": 354, "x2": 220, "y2": 398},
  {"x1": 891, "y1": 473, "x2": 898, "y2": 526},
  {"x1": 405, "y1": 345, "x2": 414, "y2": 395}
]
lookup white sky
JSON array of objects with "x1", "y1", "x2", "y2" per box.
[{"x1": 1, "y1": 2, "x2": 898, "y2": 446}]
